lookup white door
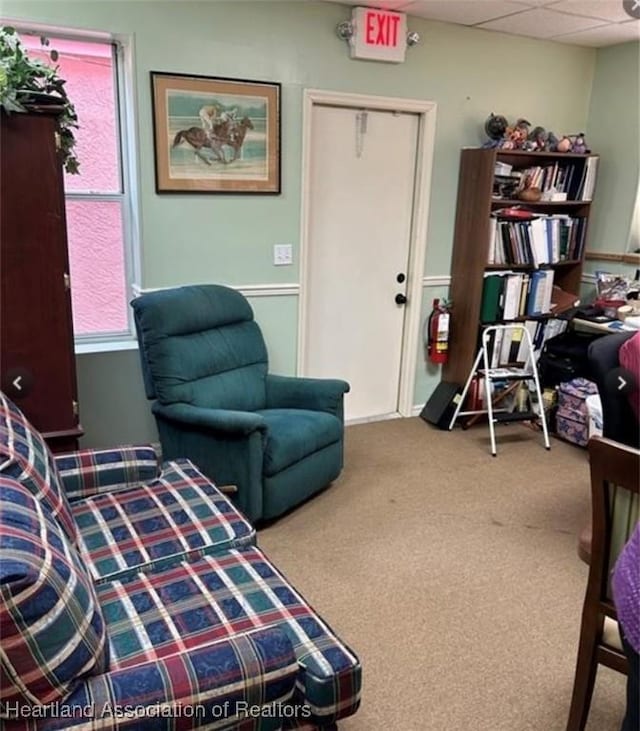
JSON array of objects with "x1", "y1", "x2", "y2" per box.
[{"x1": 303, "y1": 104, "x2": 419, "y2": 421}]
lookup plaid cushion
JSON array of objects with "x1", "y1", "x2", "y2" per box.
[
  {"x1": 1, "y1": 628, "x2": 297, "y2": 731},
  {"x1": 72, "y1": 459, "x2": 256, "y2": 583},
  {"x1": 55, "y1": 445, "x2": 160, "y2": 502},
  {"x1": 97, "y1": 547, "x2": 361, "y2": 724},
  {"x1": 0, "y1": 478, "x2": 108, "y2": 714},
  {"x1": 0, "y1": 392, "x2": 77, "y2": 542}
]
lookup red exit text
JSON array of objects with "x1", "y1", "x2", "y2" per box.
[{"x1": 365, "y1": 10, "x2": 402, "y2": 47}]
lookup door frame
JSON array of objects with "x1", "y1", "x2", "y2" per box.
[{"x1": 298, "y1": 89, "x2": 437, "y2": 418}]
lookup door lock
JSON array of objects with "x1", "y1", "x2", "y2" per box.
[{"x1": 395, "y1": 293, "x2": 407, "y2": 305}]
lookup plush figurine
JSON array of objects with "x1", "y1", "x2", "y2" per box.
[
  {"x1": 556, "y1": 136, "x2": 572, "y2": 153},
  {"x1": 570, "y1": 133, "x2": 589, "y2": 154},
  {"x1": 545, "y1": 131, "x2": 559, "y2": 152},
  {"x1": 482, "y1": 113, "x2": 509, "y2": 148},
  {"x1": 485, "y1": 113, "x2": 508, "y2": 140},
  {"x1": 502, "y1": 118, "x2": 530, "y2": 149},
  {"x1": 525, "y1": 125, "x2": 547, "y2": 151}
]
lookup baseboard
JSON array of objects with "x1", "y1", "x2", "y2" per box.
[{"x1": 345, "y1": 412, "x2": 402, "y2": 426}]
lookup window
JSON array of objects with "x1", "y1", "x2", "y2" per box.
[{"x1": 19, "y1": 31, "x2": 137, "y2": 343}]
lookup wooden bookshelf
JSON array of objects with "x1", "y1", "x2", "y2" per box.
[{"x1": 442, "y1": 147, "x2": 598, "y2": 386}]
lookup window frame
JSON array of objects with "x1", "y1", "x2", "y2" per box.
[{"x1": 8, "y1": 21, "x2": 141, "y2": 352}]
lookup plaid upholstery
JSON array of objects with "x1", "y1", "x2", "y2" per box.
[
  {"x1": 72, "y1": 459, "x2": 256, "y2": 583},
  {"x1": 1, "y1": 627, "x2": 297, "y2": 731},
  {"x1": 97, "y1": 547, "x2": 361, "y2": 724},
  {"x1": 0, "y1": 392, "x2": 76, "y2": 542},
  {"x1": 0, "y1": 478, "x2": 108, "y2": 713},
  {"x1": 55, "y1": 445, "x2": 160, "y2": 502}
]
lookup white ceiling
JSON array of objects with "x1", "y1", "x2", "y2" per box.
[{"x1": 323, "y1": 0, "x2": 640, "y2": 47}]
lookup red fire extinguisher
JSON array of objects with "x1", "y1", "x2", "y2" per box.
[{"x1": 425, "y1": 298, "x2": 451, "y2": 365}]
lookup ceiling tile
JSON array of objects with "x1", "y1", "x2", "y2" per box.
[
  {"x1": 402, "y1": 1, "x2": 527, "y2": 25},
  {"x1": 513, "y1": 0, "x2": 560, "y2": 5},
  {"x1": 322, "y1": 0, "x2": 413, "y2": 8},
  {"x1": 554, "y1": 19, "x2": 640, "y2": 46},
  {"x1": 550, "y1": 0, "x2": 635, "y2": 23},
  {"x1": 478, "y1": 6, "x2": 606, "y2": 37}
]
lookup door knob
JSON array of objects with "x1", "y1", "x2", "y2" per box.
[{"x1": 395, "y1": 293, "x2": 407, "y2": 305}]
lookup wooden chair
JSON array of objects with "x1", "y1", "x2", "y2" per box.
[{"x1": 566, "y1": 436, "x2": 640, "y2": 731}]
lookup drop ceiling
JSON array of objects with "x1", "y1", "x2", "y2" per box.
[{"x1": 323, "y1": 0, "x2": 640, "y2": 47}]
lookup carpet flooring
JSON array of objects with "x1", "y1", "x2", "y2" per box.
[{"x1": 258, "y1": 417, "x2": 627, "y2": 731}]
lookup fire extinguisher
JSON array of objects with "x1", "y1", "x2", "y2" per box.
[{"x1": 425, "y1": 298, "x2": 451, "y2": 365}]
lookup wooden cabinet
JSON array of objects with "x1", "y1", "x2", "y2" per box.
[
  {"x1": 443, "y1": 147, "x2": 597, "y2": 387},
  {"x1": 1, "y1": 110, "x2": 82, "y2": 451}
]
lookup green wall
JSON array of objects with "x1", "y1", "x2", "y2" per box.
[
  {"x1": 585, "y1": 40, "x2": 639, "y2": 255},
  {"x1": 5, "y1": 1, "x2": 599, "y2": 446},
  {"x1": 583, "y1": 41, "x2": 639, "y2": 293}
]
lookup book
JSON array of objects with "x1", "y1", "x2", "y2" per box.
[{"x1": 581, "y1": 156, "x2": 599, "y2": 201}]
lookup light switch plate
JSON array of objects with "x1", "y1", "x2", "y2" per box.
[{"x1": 273, "y1": 244, "x2": 293, "y2": 266}]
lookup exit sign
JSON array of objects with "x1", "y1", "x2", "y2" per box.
[{"x1": 350, "y1": 7, "x2": 408, "y2": 63}]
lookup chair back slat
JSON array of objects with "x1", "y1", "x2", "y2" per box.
[{"x1": 607, "y1": 485, "x2": 639, "y2": 600}]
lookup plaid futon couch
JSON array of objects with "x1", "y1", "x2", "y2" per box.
[{"x1": 0, "y1": 392, "x2": 361, "y2": 730}]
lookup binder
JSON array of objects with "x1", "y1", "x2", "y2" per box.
[
  {"x1": 499, "y1": 328, "x2": 513, "y2": 364},
  {"x1": 487, "y1": 216, "x2": 498, "y2": 265},
  {"x1": 480, "y1": 274, "x2": 504, "y2": 322},
  {"x1": 517, "y1": 320, "x2": 539, "y2": 362},
  {"x1": 529, "y1": 218, "x2": 548, "y2": 266},
  {"x1": 518, "y1": 273, "x2": 530, "y2": 317},
  {"x1": 503, "y1": 274, "x2": 523, "y2": 321},
  {"x1": 508, "y1": 327, "x2": 523, "y2": 363},
  {"x1": 541, "y1": 269, "x2": 555, "y2": 313},
  {"x1": 491, "y1": 328, "x2": 504, "y2": 367},
  {"x1": 420, "y1": 382, "x2": 463, "y2": 429},
  {"x1": 526, "y1": 270, "x2": 546, "y2": 316}
]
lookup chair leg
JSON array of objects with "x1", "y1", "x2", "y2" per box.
[{"x1": 566, "y1": 613, "x2": 602, "y2": 731}]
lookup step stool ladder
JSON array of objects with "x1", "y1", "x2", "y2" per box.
[{"x1": 448, "y1": 323, "x2": 551, "y2": 456}]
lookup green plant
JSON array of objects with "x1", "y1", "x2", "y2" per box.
[{"x1": 0, "y1": 26, "x2": 79, "y2": 173}]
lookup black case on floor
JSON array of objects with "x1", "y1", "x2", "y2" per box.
[
  {"x1": 420, "y1": 381, "x2": 462, "y2": 429},
  {"x1": 539, "y1": 331, "x2": 601, "y2": 388}
]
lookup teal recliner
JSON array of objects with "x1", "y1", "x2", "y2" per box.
[{"x1": 131, "y1": 285, "x2": 350, "y2": 523}]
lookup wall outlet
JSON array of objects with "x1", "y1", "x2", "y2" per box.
[{"x1": 273, "y1": 244, "x2": 293, "y2": 266}]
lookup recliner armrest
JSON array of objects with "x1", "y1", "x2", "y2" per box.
[
  {"x1": 265, "y1": 374, "x2": 350, "y2": 416},
  {"x1": 153, "y1": 402, "x2": 267, "y2": 435},
  {"x1": 55, "y1": 445, "x2": 160, "y2": 502}
]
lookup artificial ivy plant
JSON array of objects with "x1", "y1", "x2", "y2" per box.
[{"x1": 0, "y1": 26, "x2": 79, "y2": 173}]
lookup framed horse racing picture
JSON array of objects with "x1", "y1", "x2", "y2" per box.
[{"x1": 150, "y1": 72, "x2": 281, "y2": 194}]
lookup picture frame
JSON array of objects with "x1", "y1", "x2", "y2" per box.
[{"x1": 150, "y1": 72, "x2": 281, "y2": 194}]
